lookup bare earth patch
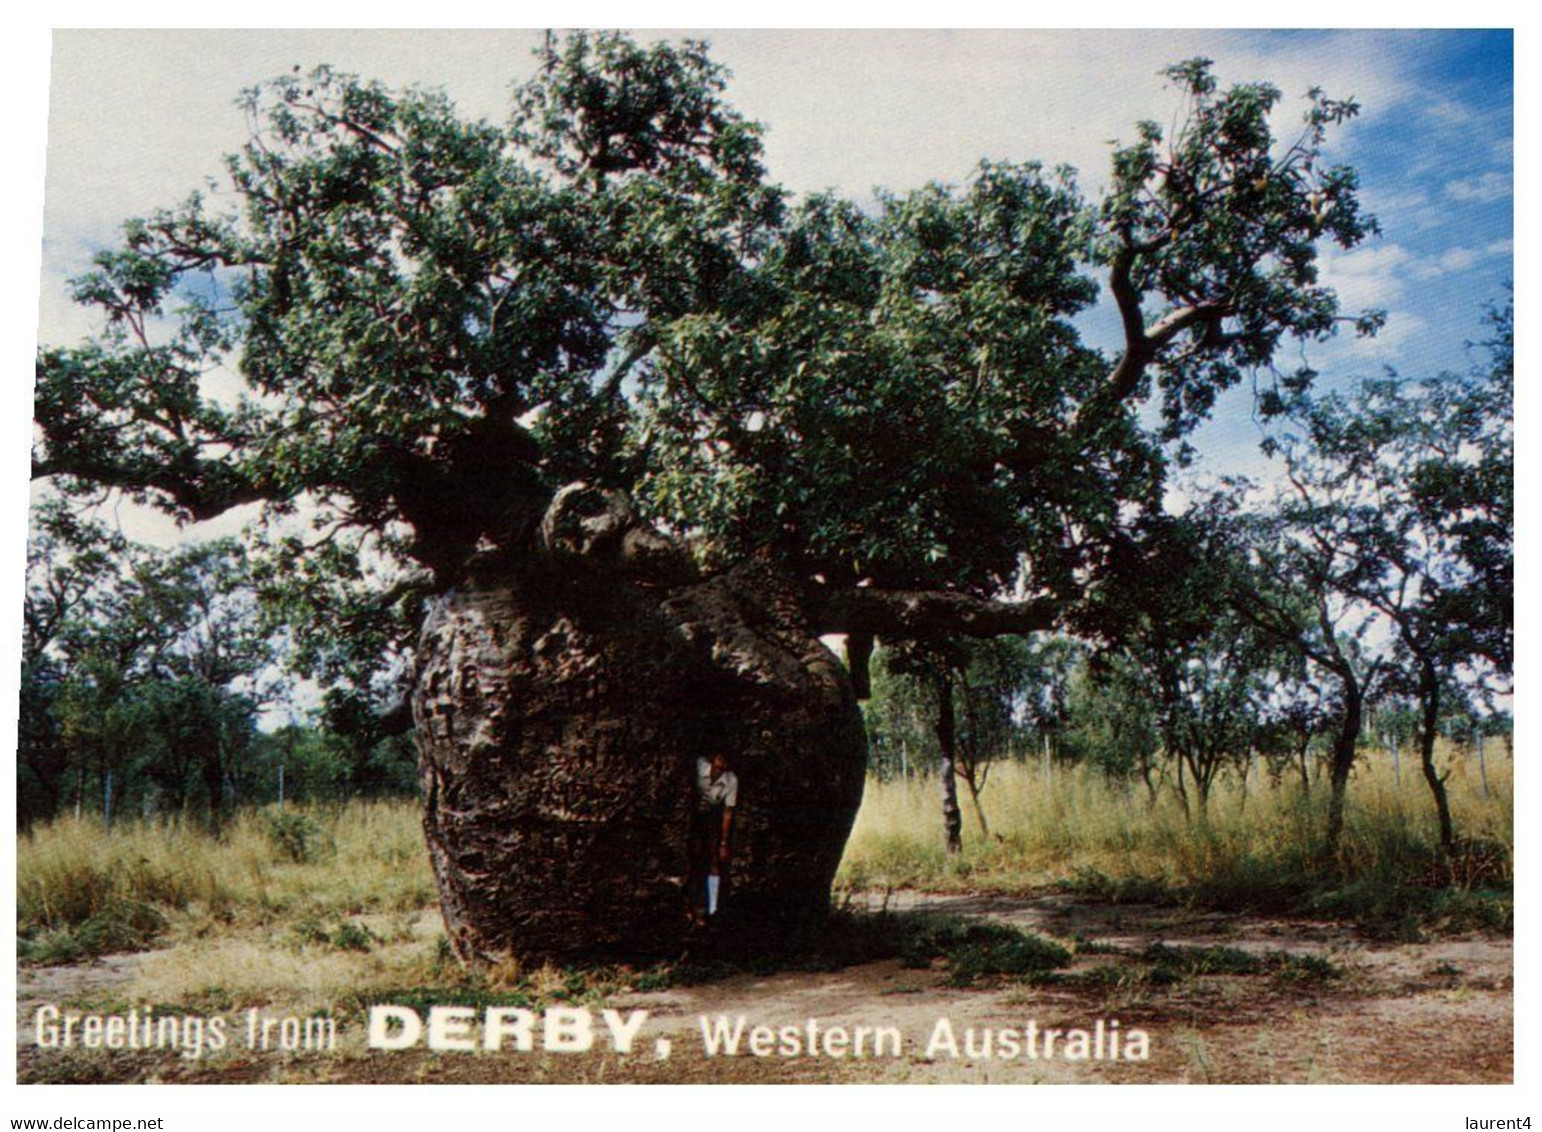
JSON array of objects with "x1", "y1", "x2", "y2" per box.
[{"x1": 16, "y1": 891, "x2": 1511, "y2": 1084}]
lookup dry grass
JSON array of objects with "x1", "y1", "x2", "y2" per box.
[
  {"x1": 836, "y1": 743, "x2": 1513, "y2": 900},
  {"x1": 126, "y1": 910, "x2": 451, "y2": 1009},
  {"x1": 16, "y1": 742, "x2": 1511, "y2": 1012},
  {"x1": 17, "y1": 802, "x2": 433, "y2": 962},
  {"x1": 14, "y1": 802, "x2": 666, "y2": 1013}
]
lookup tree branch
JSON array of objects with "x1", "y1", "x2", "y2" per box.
[
  {"x1": 31, "y1": 454, "x2": 268, "y2": 525},
  {"x1": 806, "y1": 585, "x2": 1059, "y2": 640}
]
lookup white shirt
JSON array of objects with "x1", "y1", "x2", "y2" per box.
[{"x1": 696, "y1": 758, "x2": 739, "y2": 809}]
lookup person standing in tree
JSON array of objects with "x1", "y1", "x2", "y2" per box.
[{"x1": 690, "y1": 752, "x2": 739, "y2": 924}]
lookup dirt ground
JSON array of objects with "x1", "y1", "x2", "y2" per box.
[{"x1": 16, "y1": 890, "x2": 1512, "y2": 1085}]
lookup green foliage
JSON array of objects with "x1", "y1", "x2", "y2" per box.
[
  {"x1": 18, "y1": 897, "x2": 168, "y2": 965},
  {"x1": 1061, "y1": 654, "x2": 1160, "y2": 780},
  {"x1": 21, "y1": 501, "x2": 420, "y2": 825},
  {"x1": 16, "y1": 851, "x2": 179, "y2": 965},
  {"x1": 291, "y1": 919, "x2": 382, "y2": 956},
  {"x1": 1055, "y1": 868, "x2": 1172, "y2": 905},
  {"x1": 1100, "y1": 59, "x2": 1379, "y2": 439},
  {"x1": 35, "y1": 34, "x2": 1379, "y2": 677},
  {"x1": 1057, "y1": 850, "x2": 1512, "y2": 943},
  {"x1": 897, "y1": 917, "x2": 1072, "y2": 986},
  {"x1": 862, "y1": 646, "x2": 938, "y2": 778},
  {"x1": 21, "y1": 522, "x2": 279, "y2": 826},
  {"x1": 1305, "y1": 879, "x2": 1512, "y2": 942},
  {"x1": 1038, "y1": 942, "x2": 1342, "y2": 993},
  {"x1": 329, "y1": 920, "x2": 376, "y2": 952},
  {"x1": 637, "y1": 163, "x2": 1106, "y2": 594},
  {"x1": 261, "y1": 809, "x2": 330, "y2": 864},
  {"x1": 1139, "y1": 942, "x2": 1266, "y2": 975}
]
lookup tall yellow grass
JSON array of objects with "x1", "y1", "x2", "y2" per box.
[
  {"x1": 17, "y1": 801, "x2": 433, "y2": 937},
  {"x1": 16, "y1": 739, "x2": 1511, "y2": 991},
  {"x1": 836, "y1": 742, "x2": 1513, "y2": 892}
]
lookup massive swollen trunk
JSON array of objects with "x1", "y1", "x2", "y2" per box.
[{"x1": 410, "y1": 484, "x2": 868, "y2": 965}]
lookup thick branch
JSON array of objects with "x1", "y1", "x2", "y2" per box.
[
  {"x1": 807, "y1": 585, "x2": 1059, "y2": 640},
  {"x1": 1089, "y1": 236, "x2": 1234, "y2": 422},
  {"x1": 31, "y1": 453, "x2": 267, "y2": 525},
  {"x1": 376, "y1": 695, "x2": 415, "y2": 739},
  {"x1": 1103, "y1": 244, "x2": 1153, "y2": 404}
]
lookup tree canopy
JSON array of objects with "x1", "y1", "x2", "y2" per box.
[{"x1": 34, "y1": 33, "x2": 1382, "y2": 703}]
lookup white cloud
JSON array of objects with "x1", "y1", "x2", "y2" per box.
[
  {"x1": 1410, "y1": 238, "x2": 1514, "y2": 280},
  {"x1": 1309, "y1": 239, "x2": 1456, "y2": 365},
  {"x1": 1318, "y1": 242, "x2": 1417, "y2": 311},
  {"x1": 1318, "y1": 235, "x2": 1511, "y2": 309},
  {"x1": 1312, "y1": 309, "x2": 1429, "y2": 365},
  {"x1": 1446, "y1": 171, "x2": 1512, "y2": 203},
  {"x1": 702, "y1": 28, "x2": 1418, "y2": 198},
  {"x1": 1424, "y1": 98, "x2": 1478, "y2": 128},
  {"x1": 40, "y1": 30, "x2": 1423, "y2": 291}
]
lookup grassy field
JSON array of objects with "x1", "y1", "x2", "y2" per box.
[
  {"x1": 839, "y1": 745, "x2": 1512, "y2": 934},
  {"x1": 17, "y1": 802, "x2": 455, "y2": 1008},
  {"x1": 15, "y1": 743, "x2": 1512, "y2": 987}
]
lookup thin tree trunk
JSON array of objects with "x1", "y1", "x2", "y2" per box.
[
  {"x1": 958, "y1": 676, "x2": 991, "y2": 841},
  {"x1": 1192, "y1": 755, "x2": 1212, "y2": 821},
  {"x1": 1477, "y1": 732, "x2": 1490, "y2": 800},
  {"x1": 935, "y1": 672, "x2": 962, "y2": 855},
  {"x1": 1325, "y1": 683, "x2": 1362, "y2": 861},
  {"x1": 202, "y1": 747, "x2": 226, "y2": 831},
  {"x1": 964, "y1": 775, "x2": 990, "y2": 840},
  {"x1": 1417, "y1": 658, "x2": 1454, "y2": 851},
  {"x1": 1173, "y1": 748, "x2": 1191, "y2": 820}
]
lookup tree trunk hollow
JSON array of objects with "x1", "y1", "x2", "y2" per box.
[{"x1": 410, "y1": 488, "x2": 868, "y2": 965}]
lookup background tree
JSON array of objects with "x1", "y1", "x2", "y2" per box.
[
  {"x1": 1262, "y1": 297, "x2": 1512, "y2": 849},
  {"x1": 1061, "y1": 653, "x2": 1163, "y2": 805},
  {"x1": 1129, "y1": 605, "x2": 1276, "y2": 819},
  {"x1": 870, "y1": 638, "x2": 1041, "y2": 850},
  {"x1": 1081, "y1": 510, "x2": 1282, "y2": 818},
  {"x1": 952, "y1": 638, "x2": 1040, "y2": 840},
  {"x1": 20, "y1": 503, "x2": 126, "y2": 825},
  {"x1": 861, "y1": 645, "x2": 935, "y2": 783},
  {"x1": 1252, "y1": 657, "x2": 1337, "y2": 795},
  {"x1": 1225, "y1": 485, "x2": 1389, "y2": 858},
  {"x1": 23, "y1": 521, "x2": 278, "y2": 826}
]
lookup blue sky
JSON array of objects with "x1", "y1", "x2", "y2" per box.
[{"x1": 32, "y1": 28, "x2": 1514, "y2": 539}]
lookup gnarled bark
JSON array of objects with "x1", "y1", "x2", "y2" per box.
[{"x1": 412, "y1": 484, "x2": 867, "y2": 965}]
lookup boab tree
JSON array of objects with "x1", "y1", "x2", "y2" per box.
[{"x1": 32, "y1": 34, "x2": 1377, "y2": 962}]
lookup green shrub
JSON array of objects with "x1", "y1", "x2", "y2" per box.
[
  {"x1": 330, "y1": 920, "x2": 375, "y2": 952},
  {"x1": 898, "y1": 917, "x2": 1072, "y2": 986},
  {"x1": 260, "y1": 810, "x2": 329, "y2": 864}
]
